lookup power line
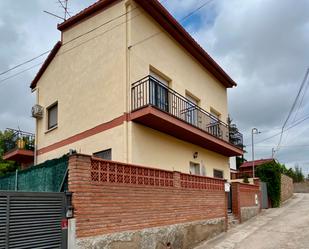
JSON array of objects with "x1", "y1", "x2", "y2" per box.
[
  {"x1": 275, "y1": 68, "x2": 309, "y2": 155},
  {"x1": 256, "y1": 144, "x2": 309, "y2": 148},
  {"x1": 0, "y1": 51, "x2": 50, "y2": 76},
  {"x1": 0, "y1": 6, "x2": 140, "y2": 78},
  {"x1": 0, "y1": 62, "x2": 43, "y2": 85},
  {"x1": 181, "y1": 0, "x2": 216, "y2": 21},
  {"x1": 246, "y1": 113, "x2": 309, "y2": 147},
  {"x1": 280, "y1": 68, "x2": 309, "y2": 149},
  {"x1": 0, "y1": 7, "x2": 145, "y2": 86},
  {"x1": 131, "y1": 0, "x2": 216, "y2": 47},
  {"x1": 0, "y1": 0, "x2": 171, "y2": 77},
  {"x1": 292, "y1": 68, "x2": 309, "y2": 123},
  {"x1": 0, "y1": 0, "x2": 215, "y2": 85}
]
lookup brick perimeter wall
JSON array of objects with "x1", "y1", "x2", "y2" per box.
[
  {"x1": 231, "y1": 182, "x2": 261, "y2": 222},
  {"x1": 281, "y1": 174, "x2": 293, "y2": 203},
  {"x1": 68, "y1": 154, "x2": 227, "y2": 238}
]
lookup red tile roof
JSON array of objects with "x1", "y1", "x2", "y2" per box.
[
  {"x1": 31, "y1": 0, "x2": 237, "y2": 89},
  {"x1": 239, "y1": 159, "x2": 274, "y2": 168}
]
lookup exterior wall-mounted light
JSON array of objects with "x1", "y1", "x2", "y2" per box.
[{"x1": 193, "y1": 152, "x2": 198, "y2": 159}]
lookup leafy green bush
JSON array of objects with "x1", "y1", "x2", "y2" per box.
[{"x1": 256, "y1": 161, "x2": 282, "y2": 207}]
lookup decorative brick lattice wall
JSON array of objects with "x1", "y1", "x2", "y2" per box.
[
  {"x1": 91, "y1": 159, "x2": 174, "y2": 187},
  {"x1": 180, "y1": 173, "x2": 224, "y2": 190},
  {"x1": 68, "y1": 154, "x2": 227, "y2": 238},
  {"x1": 281, "y1": 174, "x2": 293, "y2": 203}
]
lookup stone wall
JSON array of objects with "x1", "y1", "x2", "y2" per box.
[
  {"x1": 281, "y1": 174, "x2": 293, "y2": 203},
  {"x1": 240, "y1": 206, "x2": 260, "y2": 222},
  {"x1": 68, "y1": 154, "x2": 228, "y2": 248},
  {"x1": 231, "y1": 182, "x2": 261, "y2": 223},
  {"x1": 76, "y1": 218, "x2": 225, "y2": 249},
  {"x1": 294, "y1": 181, "x2": 309, "y2": 193}
]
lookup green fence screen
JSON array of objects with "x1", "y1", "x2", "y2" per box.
[{"x1": 0, "y1": 156, "x2": 68, "y2": 192}]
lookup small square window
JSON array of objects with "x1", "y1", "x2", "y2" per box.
[
  {"x1": 47, "y1": 102, "x2": 58, "y2": 130},
  {"x1": 213, "y1": 169, "x2": 224, "y2": 179},
  {"x1": 190, "y1": 162, "x2": 200, "y2": 175},
  {"x1": 93, "y1": 149, "x2": 112, "y2": 160}
]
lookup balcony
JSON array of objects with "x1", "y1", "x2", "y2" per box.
[
  {"x1": 130, "y1": 76, "x2": 243, "y2": 156},
  {"x1": 3, "y1": 129, "x2": 35, "y2": 169}
]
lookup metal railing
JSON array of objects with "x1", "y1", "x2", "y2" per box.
[
  {"x1": 3, "y1": 128, "x2": 35, "y2": 154},
  {"x1": 131, "y1": 75, "x2": 243, "y2": 148}
]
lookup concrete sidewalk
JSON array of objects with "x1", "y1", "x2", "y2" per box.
[{"x1": 195, "y1": 193, "x2": 309, "y2": 249}]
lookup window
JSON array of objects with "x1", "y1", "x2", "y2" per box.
[
  {"x1": 47, "y1": 102, "x2": 58, "y2": 130},
  {"x1": 213, "y1": 169, "x2": 224, "y2": 179},
  {"x1": 209, "y1": 107, "x2": 221, "y2": 137},
  {"x1": 185, "y1": 93, "x2": 199, "y2": 126},
  {"x1": 190, "y1": 162, "x2": 200, "y2": 175},
  {"x1": 210, "y1": 107, "x2": 221, "y2": 121},
  {"x1": 93, "y1": 149, "x2": 112, "y2": 160},
  {"x1": 149, "y1": 70, "x2": 169, "y2": 112}
]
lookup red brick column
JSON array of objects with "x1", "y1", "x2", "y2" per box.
[
  {"x1": 173, "y1": 171, "x2": 181, "y2": 188},
  {"x1": 231, "y1": 182, "x2": 240, "y2": 221},
  {"x1": 68, "y1": 153, "x2": 92, "y2": 196}
]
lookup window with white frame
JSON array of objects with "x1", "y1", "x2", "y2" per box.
[{"x1": 189, "y1": 162, "x2": 200, "y2": 175}]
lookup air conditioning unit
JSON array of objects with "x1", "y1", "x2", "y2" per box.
[{"x1": 32, "y1": 104, "x2": 44, "y2": 119}]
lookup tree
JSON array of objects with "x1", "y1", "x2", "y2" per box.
[
  {"x1": 282, "y1": 164, "x2": 305, "y2": 183},
  {"x1": 227, "y1": 116, "x2": 244, "y2": 150},
  {"x1": 0, "y1": 130, "x2": 19, "y2": 176},
  {"x1": 294, "y1": 164, "x2": 304, "y2": 182}
]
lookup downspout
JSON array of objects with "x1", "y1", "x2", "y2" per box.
[
  {"x1": 34, "y1": 87, "x2": 39, "y2": 165},
  {"x1": 124, "y1": 1, "x2": 132, "y2": 163}
]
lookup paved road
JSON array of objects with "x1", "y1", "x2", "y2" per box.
[{"x1": 195, "y1": 193, "x2": 309, "y2": 249}]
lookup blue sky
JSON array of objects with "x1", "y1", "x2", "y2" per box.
[{"x1": 0, "y1": 0, "x2": 309, "y2": 175}]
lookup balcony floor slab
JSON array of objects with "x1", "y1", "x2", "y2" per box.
[{"x1": 130, "y1": 106, "x2": 243, "y2": 157}]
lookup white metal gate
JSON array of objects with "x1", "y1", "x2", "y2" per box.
[{"x1": 0, "y1": 191, "x2": 69, "y2": 249}]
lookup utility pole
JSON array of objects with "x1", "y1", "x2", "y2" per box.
[
  {"x1": 251, "y1": 128, "x2": 261, "y2": 178},
  {"x1": 272, "y1": 148, "x2": 276, "y2": 158}
]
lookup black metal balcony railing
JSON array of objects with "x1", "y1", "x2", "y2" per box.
[
  {"x1": 3, "y1": 128, "x2": 35, "y2": 154},
  {"x1": 131, "y1": 76, "x2": 243, "y2": 148}
]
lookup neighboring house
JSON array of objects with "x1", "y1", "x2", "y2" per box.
[
  {"x1": 2, "y1": 128, "x2": 35, "y2": 169},
  {"x1": 30, "y1": 0, "x2": 243, "y2": 179},
  {"x1": 237, "y1": 158, "x2": 275, "y2": 178}
]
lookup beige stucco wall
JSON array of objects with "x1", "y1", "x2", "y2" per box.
[
  {"x1": 35, "y1": 0, "x2": 232, "y2": 178},
  {"x1": 36, "y1": 1, "x2": 127, "y2": 151},
  {"x1": 130, "y1": 123, "x2": 230, "y2": 179},
  {"x1": 127, "y1": 2, "x2": 230, "y2": 178},
  {"x1": 128, "y1": 3, "x2": 228, "y2": 121},
  {"x1": 37, "y1": 125, "x2": 125, "y2": 164}
]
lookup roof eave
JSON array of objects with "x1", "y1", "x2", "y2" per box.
[
  {"x1": 57, "y1": 0, "x2": 120, "y2": 31},
  {"x1": 134, "y1": 0, "x2": 237, "y2": 88},
  {"x1": 30, "y1": 41, "x2": 62, "y2": 90},
  {"x1": 56, "y1": 0, "x2": 237, "y2": 88}
]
